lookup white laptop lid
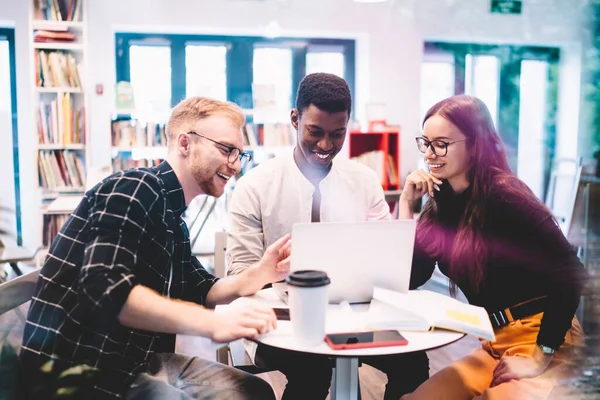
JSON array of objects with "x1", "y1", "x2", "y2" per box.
[{"x1": 290, "y1": 220, "x2": 416, "y2": 304}]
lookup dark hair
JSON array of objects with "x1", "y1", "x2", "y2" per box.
[
  {"x1": 417, "y1": 95, "x2": 547, "y2": 294},
  {"x1": 295, "y1": 73, "x2": 351, "y2": 116}
]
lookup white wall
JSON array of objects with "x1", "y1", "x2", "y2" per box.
[
  {"x1": 2, "y1": 0, "x2": 588, "y2": 246},
  {"x1": 416, "y1": 0, "x2": 584, "y2": 45}
]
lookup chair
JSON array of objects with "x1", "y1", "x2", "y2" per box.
[
  {"x1": 0, "y1": 269, "x2": 39, "y2": 315},
  {"x1": 545, "y1": 157, "x2": 583, "y2": 235},
  {"x1": 0, "y1": 205, "x2": 43, "y2": 280},
  {"x1": 0, "y1": 269, "x2": 40, "y2": 398},
  {"x1": 213, "y1": 231, "x2": 275, "y2": 374}
]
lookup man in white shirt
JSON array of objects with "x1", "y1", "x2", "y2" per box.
[{"x1": 226, "y1": 73, "x2": 429, "y2": 400}]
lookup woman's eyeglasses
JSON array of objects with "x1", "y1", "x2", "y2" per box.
[
  {"x1": 415, "y1": 137, "x2": 466, "y2": 157},
  {"x1": 187, "y1": 131, "x2": 252, "y2": 168}
]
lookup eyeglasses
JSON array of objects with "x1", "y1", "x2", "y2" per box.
[
  {"x1": 415, "y1": 137, "x2": 467, "y2": 157},
  {"x1": 187, "y1": 131, "x2": 252, "y2": 168}
]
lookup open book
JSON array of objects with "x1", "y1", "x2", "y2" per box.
[{"x1": 366, "y1": 287, "x2": 496, "y2": 341}]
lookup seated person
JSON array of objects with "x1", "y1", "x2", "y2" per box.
[
  {"x1": 400, "y1": 95, "x2": 586, "y2": 399},
  {"x1": 19, "y1": 97, "x2": 292, "y2": 400},
  {"x1": 226, "y1": 72, "x2": 429, "y2": 400}
]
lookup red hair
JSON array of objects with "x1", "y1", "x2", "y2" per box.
[{"x1": 417, "y1": 95, "x2": 547, "y2": 294}]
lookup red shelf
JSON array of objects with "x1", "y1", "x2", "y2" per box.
[{"x1": 348, "y1": 131, "x2": 400, "y2": 191}]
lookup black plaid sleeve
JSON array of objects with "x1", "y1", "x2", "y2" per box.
[
  {"x1": 180, "y1": 255, "x2": 219, "y2": 306},
  {"x1": 78, "y1": 171, "x2": 163, "y2": 328}
]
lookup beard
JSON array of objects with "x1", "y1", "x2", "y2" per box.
[{"x1": 189, "y1": 154, "x2": 225, "y2": 198}]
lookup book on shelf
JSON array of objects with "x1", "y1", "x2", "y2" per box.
[
  {"x1": 33, "y1": 0, "x2": 82, "y2": 22},
  {"x1": 34, "y1": 29, "x2": 77, "y2": 43},
  {"x1": 112, "y1": 155, "x2": 162, "y2": 172},
  {"x1": 242, "y1": 122, "x2": 295, "y2": 148},
  {"x1": 43, "y1": 214, "x2": 69, "y2": 247},
  {"x1": 111, "y1": 119, "x2": 167, "y2": 148},
  {"x1": 351, "y1": 150, "x2": 399, "y2": 186},
  {"x1": 38, "y1": 150, "x2": 85, "y2": 191},
  {"x1": 35, "y1": 50, "x2": 81, "y2": 89},
  {"x1": 366, "y1": 287, "x2": 496, "y2": 341},
  {"x1": 37, "y1": 93, "x2": 85, "y2": 144}
]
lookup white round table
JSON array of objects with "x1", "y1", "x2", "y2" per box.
[{"x1": 244, "y1": 289, "x2": 465, "y2": 400}]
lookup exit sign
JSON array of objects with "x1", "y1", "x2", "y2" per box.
[{"x1": 491, "y1": 0, "x2": 522, "y2": 14}]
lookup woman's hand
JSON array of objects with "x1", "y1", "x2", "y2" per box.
[
  {"x1": 400, "y1": 170, "x2": 443, "y2": 203},
  {"x1": 490, "y1": 352, "x2": 552, "y2": 387}
]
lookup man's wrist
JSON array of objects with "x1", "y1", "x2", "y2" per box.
[{"x1": 238, "y1": 263, "x2": 266, "y2": 296}]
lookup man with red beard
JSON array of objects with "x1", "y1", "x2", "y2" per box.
[
  {"x1": 226, "y1": 73, "x2": 430, "y2": 400},
  {"x1": 20, "y1": 97, "x2": 290, "y2": 400}
]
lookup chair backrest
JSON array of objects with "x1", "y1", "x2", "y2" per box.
[
  {"x1": 214, "y1": 231, "x2": 227, "y2": 279},
  {"x1": 0, "y1": 269, "x2": 39, "y2": 315}
]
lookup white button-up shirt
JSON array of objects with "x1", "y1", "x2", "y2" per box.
[{"x1": 226, "y1": 150, "x2": 391, "y2": 275}]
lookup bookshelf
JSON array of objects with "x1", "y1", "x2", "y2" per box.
[
  {"x1": 31, "y1": 0, "x2": 88, "y2": 247},
  {"x1": 348, "y1": 130, "x2": 400, "y2": 191},
  {"x1": 110, "y1": 118, "x2": 167, "y2": 172}
]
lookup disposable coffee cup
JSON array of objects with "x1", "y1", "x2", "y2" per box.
[{"x1": 285, "y1": 270, "x2": 331, "y2": 347}]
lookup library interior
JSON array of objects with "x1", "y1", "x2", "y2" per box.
[{"x1": 0, "y1": 0, "x2": 599, "y2": 399}]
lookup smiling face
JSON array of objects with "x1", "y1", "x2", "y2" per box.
[
  {"x1": 291, "y1": 104, "x2": 348, "y2": 175},
  {"x1": 187, "y1": 114, "x2": 243, "y2": 197},
  {"x1": 421, "y1": 114, "x2": 471, "y2": 191}
]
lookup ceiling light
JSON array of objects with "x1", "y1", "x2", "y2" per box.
[{"x1": 353, "y1": 0, "x2": 388, "y2": 3}]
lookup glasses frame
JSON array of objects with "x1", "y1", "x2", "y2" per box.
[
  {"x1": 187, "y1": 131, "x2": 252, "y2": 168},
  {"x1": 415, "y1": 137, "x2": 467, "y2": 157}
]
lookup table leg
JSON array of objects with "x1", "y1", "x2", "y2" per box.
[{"x1": 331, "y1": 357, "x2": 359, "y2": 400}]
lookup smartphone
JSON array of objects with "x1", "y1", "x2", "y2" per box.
[
  {"x1": 273, "y1": 308, "x2": 290, "y2": 321},
  {"x1": 324, "y1": 330, "x2": 408, "y2": 350}
]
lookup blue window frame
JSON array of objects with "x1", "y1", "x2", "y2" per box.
[
  {"x1": 0, "y1": 28, "x2": 21, "y2": 244},
  {"x1": 115, "y1": 33, "x2": 356, "y2": 118}
]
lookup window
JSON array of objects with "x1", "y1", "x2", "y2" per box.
[
  {"x1": 518, "y1": 60, "x2": 549, "y2": 199},
  {"x1": 186, "y1": 44, "x2": 227, "y2": 101},
  {"x1": 465, "y1": 55, "x2": 499, "y2": 126},
  {"x1": 252, "y1": 47, "x2": 293, "y2": 123},
  {"x1": 306, "y1": 49, "x2": 345, "y2": 77},
  {"x1": 420, "y1": 57, "x2": 454, "y2": 121},
  {"x1": 129, "y1": 44, "x2": 172, "y2": 122},
  {"x1": 423, "y1": 42, "x2": 560, "y2": 199},
  {"x1": 116, "y1": 33, "x2": 355, "y2": 117}
]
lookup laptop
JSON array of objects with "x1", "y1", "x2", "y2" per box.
[{"x1": 275, "y1": 220, "x2": 417, "y2": 304}]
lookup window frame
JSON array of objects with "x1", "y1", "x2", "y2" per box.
[
  {"x1": 115, "y1": 33, "x2": 356, "y2": 116},
  {"x1": 0, "y1": 28, "x2": 21, "y2": 244}
]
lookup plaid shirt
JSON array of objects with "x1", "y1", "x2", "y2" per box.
[{"x1": 20, "y1": 161, "x2": 218, "y2": 398}]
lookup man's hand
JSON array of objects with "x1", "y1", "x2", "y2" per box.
[
  {"x1": 207, "y1": 300, "x2": 277, "y2": 343},
  {"x1": 250, "y1": 234, "x2": 292, "y2": 288},
  {"x1": 490, "y1": 353, "x2": 551, "y2": 387},
  {"x1": 205, "y1": 234, "x2": 292, "y2": 305}
]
